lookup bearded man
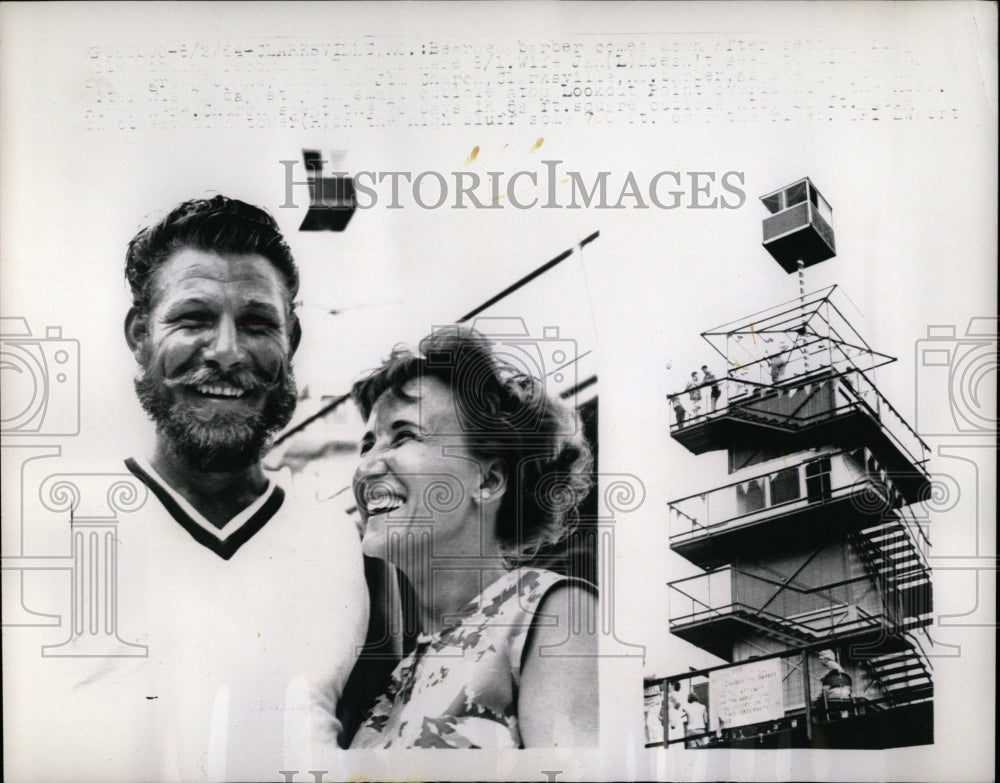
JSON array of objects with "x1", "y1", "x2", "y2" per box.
[
  {"x1": 21, "y1": 196, "x2": 368, "y2": 782},
  {"x1": 123, "y1": 195, "x2": 306, "y2": 540}
]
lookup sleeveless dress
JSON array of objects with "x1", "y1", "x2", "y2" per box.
[{"x1": 350, "y1": 568, "x2": 585, "y2": 749}]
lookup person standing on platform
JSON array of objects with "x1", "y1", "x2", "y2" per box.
[
  {"x1": 685, "y1": 371, "x2": 703, "y2": 416},
  {"x1": 701, "y1": 365, "x2": 721, "y2": 411},
  {"x1": 683, "y1": 691, "x2": 709, "y2": 748}
]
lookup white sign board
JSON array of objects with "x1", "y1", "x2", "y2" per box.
[{"x1": 708, "y1": 657, "x2": 785, "y2": 731}]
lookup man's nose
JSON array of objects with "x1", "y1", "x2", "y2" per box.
[{"x1": 202, "y1": 315, "x2": 246, "y2": 370}]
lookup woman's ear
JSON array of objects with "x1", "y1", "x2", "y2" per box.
[
  {"x1": 124, "y1": 307, "x2": 147, "y2": 357},
  {"x1": 479, "y1": 457, "x2": 507, "y2": 504}
]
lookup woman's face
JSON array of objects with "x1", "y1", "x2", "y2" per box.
[{"x1": 353, "y1": 376, "x2": 497, "y2": 563}]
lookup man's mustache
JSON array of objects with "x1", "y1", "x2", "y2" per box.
[{"x1": 163, "y1": 366, "x2": 272, "y2": 392}]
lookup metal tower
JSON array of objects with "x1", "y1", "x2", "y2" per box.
[{"x1": 651, "y1": 179, "x2": 934, "y2": 750}]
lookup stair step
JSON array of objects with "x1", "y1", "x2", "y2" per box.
[
  {"x1": 878, "y1": 536, "x2": 915, "y2": 549},
  {"x1": 866, "y1": 531, "x2": 908, "y2": 544},
  {"x1": 881, "y1": 547, "x2": 919, "y2": 560},
  {"x1": 872, "y1": 668, "x2": 926, "y2": 683},
  {"x1": 883, "y1": 681, "x2": 933, "y2": 695},
  {"x1": 885, "y1": 560, "x2": 923, "y2": 572},
  {"x1": 870, "y1": 651, "x2": 924, "y2": 665},
  {"x1": 867, "y1": 543, "x2": 919, "y2": 559},
  {"x1": 880, "y1": 675, "x2": 932, "y2": 690},
  {"x1": 882, "y1": 670, "x2": 932, "y2": 683},
  {"x1": 888, "y1": 565, "x2": 927, "y2": 578},
  {"x1": 857, "y1": 533, "x2": 920, "y2": 551},
  {"x1": 893, "y1": 574, "x2": 930, "y2": 585},
  {"x1": 888, "y1": 572, "x2": 929, "y2": 583}
]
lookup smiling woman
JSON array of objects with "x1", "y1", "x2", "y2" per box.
[{"x1": 347, "y1": 326, "x2": 598, "y2": 749}]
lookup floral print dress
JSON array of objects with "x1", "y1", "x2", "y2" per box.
[{"x1": 350, "y1": 568, "x2": 580, "y2": 749}]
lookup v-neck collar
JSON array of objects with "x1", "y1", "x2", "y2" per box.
[{"x1": 125, "y1": 456, "x2": 284, "y2": 560}]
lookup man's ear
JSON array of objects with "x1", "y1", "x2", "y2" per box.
[
  {"x1": 288, "y1": 314, "x2": 302, "y2": 356},
  {"x1": 124, "y1": 307, "x2": 148, "y2": 357},
  {"x1": 478, "y1": 458, "x2": 508, "y2": 504}
]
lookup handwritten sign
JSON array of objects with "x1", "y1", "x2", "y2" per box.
[{"x1": 708, "y1": 658, "x2": 784, "y2": 730}]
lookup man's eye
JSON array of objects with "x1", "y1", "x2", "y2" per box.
[
  {"x1": 171, "y1": 313, "x2": 214, "y2": 327},
  {"x1": 238, "y1": 318, "x2": 279, "y2": 332},
  {"x1": 392, "y1": 431, "x2": 417, "y2": 445}
]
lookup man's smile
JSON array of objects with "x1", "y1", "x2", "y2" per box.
[
  {"x1": 192, "y1": 383, "x2": 249, "y2": 399},
  {"x1": 173, "y1": 380, "x2": 265, "y2": 413}
]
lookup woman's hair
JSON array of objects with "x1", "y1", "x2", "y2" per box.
[{"x1": 352, "y1": 326, "x2": 593, "y2": 565}]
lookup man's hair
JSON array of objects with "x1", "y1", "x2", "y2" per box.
[
  {"x1": 125, "y1": 195, "x2": 299, "y2": 316},
  {"x1": 352, "y1": 326, "x2": 594, "y2": 566}
]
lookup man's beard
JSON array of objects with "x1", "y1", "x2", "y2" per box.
[{"x1": 134, "y1": 359, "x2": 297, "y2": 472}]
